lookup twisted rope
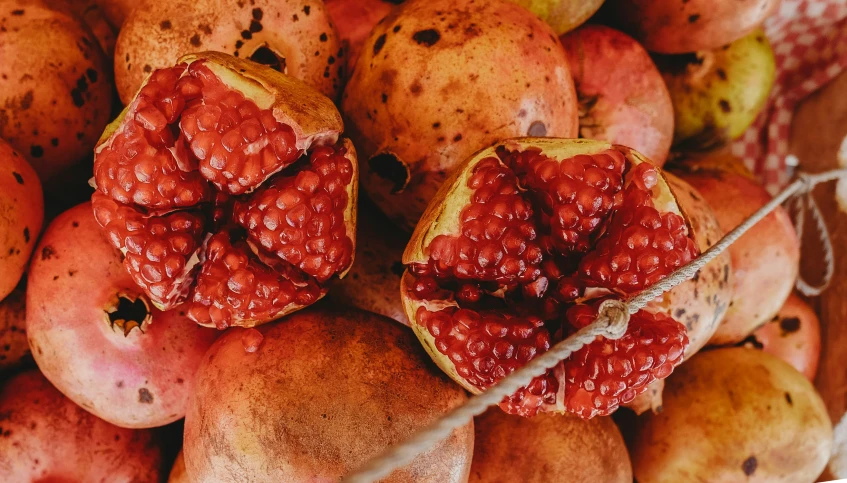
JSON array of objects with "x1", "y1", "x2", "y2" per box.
[{"x1": 341, "y1": 168, "x2": 847, "y2": 483}]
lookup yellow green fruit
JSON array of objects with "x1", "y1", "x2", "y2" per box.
[{"x1": 508, "y1": 0, "x2": 604, "y2": 35}]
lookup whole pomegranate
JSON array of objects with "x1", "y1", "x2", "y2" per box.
[
  {"x1": 325, "y1": 0, "x2": 399, "y2": 73},
  {"x1": 508, "y1": 0, "x2": 604, "y2": 35},
  {"x1": 471, "y1": 409, "x2": 632, "y2": 482},
  {"x1": 401, "y1": 138, "x2": 707, "y2": 419},
  {"x1": 342, "y1": 0, "x2": 579, "y2": 231},
  {"x1": 560, "y1": 24, "x2": 674, "y2": 166},
  {"x1": 0, "y1": 139, "x2": 43, "y2": 301},
  {"x1": 658, "y1": 29, "x2": 776, "y2": 152},
  {"x1": 0, "y1": 287, "x2": 29, "y2": 372},
  {"x1": 631, "y1": 348, "x2": 832, "y2": 482},
  {"x1": 183, "y1": 308, "x2": 473, "y2": 481},
  {"x1": 674, "y1": 157, "x2": 799, "y2": 345},
  {"x1": 327, "y1": 198, "x2": 410, "y2": 325},
  {"x1": 115, "y1": 0, "x2": 342, "y2": 104},
  {"x1": 27, "y1": 202, "x2": 220, "y2": 428},
  {"x1": 0, "y1": 0, "x2": 113, "y2": 181},
  {"x1": 91, "y1": 52, "x2": 358, "y2": 329},
  {"x1": 744, "y1": 293, "x2": 821, "y2": 381},
  {"x1": 0, "y1": 370, "x2": 164, "y2": 482},
  {"x1": 600, "y1": 0, "x2": 779, "y2": 54}
]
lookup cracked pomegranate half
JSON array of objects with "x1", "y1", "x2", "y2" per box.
[
  {"x1": 401, "y1": 138, "x2": 701, "y2": 419},
  {"x1": 91, "y1": 52, "x2": 358, "y2": 329}
]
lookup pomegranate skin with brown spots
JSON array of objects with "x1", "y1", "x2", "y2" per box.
[
  {"x1": 0, "y1": 0, "x2": 113, "y2": 181},
  {"x1": 600, "y1": 0, "x2": 779, "y2": 54},
  {"x1": 115, "y1": 0, "x2": 342, "y2": 105},
  {"x1": 92, "y1": 53, "x2": 358, "y2": 329},
  {"x1": 561, "y1": 24, "x2": 674, "y2": 166},
  {"x1": 0, "y1": 287, "x2": 29, "y2": 372},
  {"x1": 0, "y1": 139, "x2": 43, "y2": 301},
  {"x1": 325, "y1": 0, "x2": 399, "y2": 74},
  {"x1": 0, "y1": 370, "x2": 164, "y2": 482},
  {"x1": 342, "y1": 0, "x2": 579, "y2": 231},
  {"x1": 26, "y1": 203, "x2": 219, "y2": 428},
  {"x1": 746, "y1": 293, "x2": 821, "y2": 381},
  {"x1": 183, "y1": 308, "x2": 473, "y2": 482},
  {"x1": 402, "y1": 138, "x2": 700, "y2": 419}
]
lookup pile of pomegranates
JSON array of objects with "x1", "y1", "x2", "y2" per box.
[{"x1": 0, "y1": 0, "x2": 837, "y2": 481}]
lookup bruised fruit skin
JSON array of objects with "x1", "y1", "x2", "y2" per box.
[
  {"x1": 675, "y1": 160, "x2": 799, "y2": 345},
  {"x1": 0, "y1": 288, "x2": 29, "y2": 372},
  {"x1": 92, "y1": 52, "x2": 358, "y2": 329},
  {"x1": 744, "y1": 293, "x2": 821, "y2": 381},
  {"x1": 0, "y1": 140, "x2": 43, "y2": 300},
  {"x1": 183, "y1": 309, "x2": 473, "y2": 482},
  {"x1": 168, "y1": 451, "x2": 188, "y2": 483},
  {"x1": 508, "y1": 0, "x2": 604, "y2": 35},
  {"x1": 27, "y1": 203, "x2": 220, "y2": 428},
  {"x1": 327, "y1": 198, "x2": 410, "y2": 325},
  {"x1": 115, "y1": 0, "x2": 342, "y2": 105},
  {"x1": 402, "y1": 138, "x2": 701, "y2": 419},
  {"x1": 0, "y1": 0, "x2": 113, "y2": 181},
  {"x1": 0, "y1": 370, "x2": 164, "y2": 482},
  {"x1": 470, "y1": 409, "x2": 632, "y2": 482},
  {"x1": 342, "y1": 0, "x2": 579, "y2": 231},
  {"x1": 325, "y1": 0, "x2": 399, "y2": 73},
  {"x1": 631, "y1": 348, "x2": 832, "y2": 483},
  {"x1": 601, "y1": 0, "x2": 779, "y2": 54},
  {"x1": 658, "y1": 29, "x2": 776, "y2": 152},
  {"x1": 561, "y1": 25, "x2": 674, "y2": 166}
]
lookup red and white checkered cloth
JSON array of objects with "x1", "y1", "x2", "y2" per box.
[{"x1": 730, "y1": 0, "x2": 847, "y2": 191}]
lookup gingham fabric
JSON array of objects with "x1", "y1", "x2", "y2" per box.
[{"x1": 730, "y1": 0, "x2": 847, "y2": 191}]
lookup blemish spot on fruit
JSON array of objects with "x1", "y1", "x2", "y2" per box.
[
  {"x1": 716, "y1": 68, "x2": 727, "y2": 81},
  {"x1": 528, "y1": 121, "x2": 546, "y2": 136},
  {"x1": 249, "y1": 20, "x2": 262, "y2": 33},
  {"x1": 252, "y1": 7, "x2": 263, "y2": 20},
  {"x1": 190, "y1": 34, "x2": 201, "y2": 47},
  {"x1": 410, "y1": 81, "x2": 422, "y2": 95},
  {"x1": 303, "y1": 5, "x2": 310, "y2": 15},
  {"x1": 23, "y1": 227, "x2": 29, "y2": 243},
  {"x1": 116, "y1": 380, "x2": 124, "y2": 388},
  {"x1": 784, "y1": 392, "x2": 793, "y2": 405},
  {"x1": 779, "y1": 316, "x2": 800, "y2": 335},
  {"x1": 369, "y1": 153, "x2": 409, "y2": 193},
  {"x1": 19, "y1": 90, "x2": 33, "y2": 110},
  {"x1": 381, "y1": 93, "x2": 388, "y2": 103},
  {"x1": 40, "y1": 246, "x2": 54, "y2": 260},
  {"x1": 11, "y1": 9, "x2": 24, "y2": 15},
  {"x1": 319, "y1": 32, "x2": 328, "y2": 42},
  {"x1": 393, "y1": 25, "x2": 402, "y2": 33},
  {"x1": 72, "y1": 221, "x2": 79, "y2": 228},
  {"x1": 241, "y1": 30, "x2": 253, "y2": 40},
  {"x1": 741, "y1": 456, "x2": 757, "y2": 476},
  {"x1": 373, "y1": 34, "x2": 387, "y2": 55},
  {"x1": 12, "y1": 171, "x2": 23, "y2": 184},
  {"x1": 143, "y1": 64, "x2": 152, "y2": 73},
  {"x1": 30, "y1": 145, "x2": 43, "y2": 158},
  {"x1": 719, "y1": 99, "x2": 731, "y2": 113},
  {"x1": 242, "y1": 328, "x2": 264, "y2": 353},
  {"x1": 159, "y1": 20, "x2": 172, "y2": 30},
  {"x1": 413, "y1": 29, "x2": 441, "y2": 47},
  {"x1": 50, "y1": 138, "x2": 59, "y2": 147},
  {"x1": 177, "y1": 378, "x2": 184, "y2": 384},
  {"x1": 138, "y1": 388, "x2": 154, "y2": 403},
  {"x1": 453, "y1": 134, "x2": 462, "y2": 142},
  {"x1": 688, "y1": 14, "x2": 700, "y2": 23}
]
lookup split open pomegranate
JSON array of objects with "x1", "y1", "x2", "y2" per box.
[
  {"x1": 91, "y1": 52, "x2": 357, "y2": 329},
  {"x1": 401, "y1": 138, "x2": 698, "y2": 419}
]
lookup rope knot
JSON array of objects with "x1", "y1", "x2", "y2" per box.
[
  {"x1": 596, "y1": 299, "x2": 629, "y2": 340},
  {"x1": 796, "y1": 172, "x2": 816, "y2": 195}
]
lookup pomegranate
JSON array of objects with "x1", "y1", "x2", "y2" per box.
[
  {"x1": 508, "y1": 0, "x2": 604, "y2": 35},
  {"x1": 674, "y1": 157, "x2": 799, "y2": 345},
  {"x1": 0, "y1": 0, "x2": 113, "y2": 182},
  {"x1": 325, "y1": 0, "x2": 399, "y2": 73},
  {"x1": 91, "y1": 52, "x2": 358, "y2": 329},
  {"x1": 0, "y1": 139, "x2": 43, "y2": 301},
  {"x1": 168, "y1": 451, "x2": 188, "y2": 483},
  {"x1": 631, "y1": 348, "x2": 832, "y2": 482},
  {"x1": 561, "y1": 24, "x2": 674, "y2": 166},
  {"x1": 470, "y1": 409, "x2": 632, "y2": 482},
  {"x1": 0, "y1": 287, "x2": 29, "y2": 372},
  {"x1": 327, "y1": 198, "x2": 410, "y2": 325},
  {"x1": 743, "y1": 293, "x2": 821, "y2": 381},
  {"x1": 657, "y1": 29, "x2": 776, "y2": 152},
  {"x1": 115, "y1": 0, "x2": 342, "y2": 105},
  {"x1": 183, "y1": 308, "x2": 473, "y2": 481},
  {"x1": 26, "y1": 202, "x2": 220, "y2": 428},
  {"x1": 600, "y1": 0, "x2": 779, "y2": 54},
  {"x1": 401, "y1": 138, "x2": 702, "y2": 419},
  {"x1": 342, "y1": 0, "x2": 579, "y2": 231},
  {"x1": 0, "y1": 370, "x2": 164, "y2": 482}
]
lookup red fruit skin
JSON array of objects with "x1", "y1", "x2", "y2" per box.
[
  {"x1": 325, "y1": 0, "x2": 397, "y2": 73},
  {"x1": 0, "y1": 139, "x2": 43, "y2": 301},
  {"x1": 746, "y1": 293, "x2": 821, "y2": 381},
  {"x1": 27, "y1": 203, "x2": 219, "y2": 428},
  {"x1": 560, "y1": 25, "x2": 674, "y2": 167},
  {"x1": 0, "y1": 370, "x2": 163, "y2": 482}
]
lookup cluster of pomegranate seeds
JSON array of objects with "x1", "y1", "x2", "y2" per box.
[
  {"x1": 234, "y1": 146, "x2": 354, "y2": 282},
  {"x1": 563, "y1": 302, "x2": 687, "y2": 418},
  {"x1": 410, "y1": 147, "x2": 698, "y2": 418},
  {"x1": 92, "y1": 60, "x2": 353, "y2": 327}
]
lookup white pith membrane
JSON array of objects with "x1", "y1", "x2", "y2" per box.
[
  {"x1": 401, "y1": 138, "x2": 694, "y2": 418},
  {"x1": 91, "y1": 54, "x2": 357, "y2": 329}
]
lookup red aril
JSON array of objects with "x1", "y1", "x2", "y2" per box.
[
  {"x1": 91, "y1": 52, "x2": 358, "y2": 329},
  {"x1": 401, "y1": 138, "x2": 706, "y2": 419}
]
